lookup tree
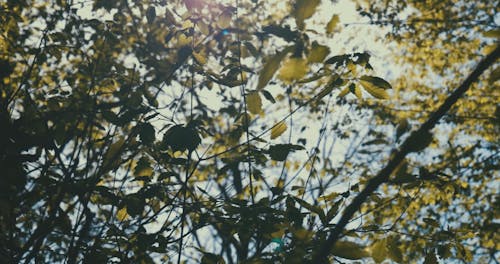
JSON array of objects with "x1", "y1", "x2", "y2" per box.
[{"x1": 0, "y1": 0, "x2": 498, "y2": 263}]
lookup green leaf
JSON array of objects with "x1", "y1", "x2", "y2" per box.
[
  {"x1": 423, "y1": 251, "x2": 438, "y2": 264},
  {"x1": 162, "y1": 124, "x2": 201, "y2": 152},
  {"x1": 262, "y1": 24, "x2": 299, "y2": 42},
  {"x1": 268, "y1": 144, "x2": 304, "y2": 161},
  {"x1": 201, "y1": 253, "x2": 225, "y2": 264},
  {"x1": 293, "y1": 197, "x2": 326, "y2": 224},
  {"x1": 146, "y1": 6, "x2": 156, "y2": 24},
  {"x1": 256, "y1": 47, "x2": 292, "y2": 90},
  {"x1": 331, "y1": 241, "x2": 369, "y2": 260},
  {"x1": 326, "y1": 199, "x2": 342, "y2": 223},
  {"x1": 138, "y1": 122, "x2": 155, "y2": 145},
  {"x1": 260, "y1": 89, "x2": 276, "y2": 104}
]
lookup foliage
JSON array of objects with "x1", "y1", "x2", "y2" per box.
[{"x1": 0, "y1": 0, "x2": 498, "y2": 263}]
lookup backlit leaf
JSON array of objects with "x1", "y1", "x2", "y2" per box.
[
  {"x1": 257, "y1": 47, "x2": 292, "y2": 90},
  {"x1": 246, "y1": 91, "x2": 262, "y2": 114},
  {"x1": 278, "y1": 57, "x2": 308, "y2": 83},
  {"x1": 116, "y1": 207, "x2": 128, "y2": 221},
  {"x1": 293, "y1": 0, "x2": 320, "y2": 29},
  {"x1": 331, "y1": 241, "x2": 369, "y2": 260},
  {"x1": 217, "y1": 11, "x2": 231, "y2": 29},
  {"x1": 308, "y1": 41, "x2": 330, "y2": 63},
  {"x1": 192, "y1": 51, "x2": 207, "y2": 65},
  {"x1": 371, "y1": 239, "x2": 387, "y2": 263},
  {"x1": 271, "y1": 121, "x2": 287, "y2": 139},
  {"x1": 359, "y1": 75, "x2": 391, "y2": 99},
  {"x1": 326, "y1": 14, "x2": 340, "y2": 33}
]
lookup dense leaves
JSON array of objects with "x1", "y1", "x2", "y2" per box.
[{"x1": 0, "y1": 0, "x2": 497, "y2": 263}]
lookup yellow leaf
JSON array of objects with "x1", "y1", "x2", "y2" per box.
[
  {"x1": 359, "y1": 76, "x2": 391, "y2": 99},
  {"x1": 217, "y1": 11, "x2": 232, "y2": 28},
  {"x1": 103, "y1": 137, "x2": 125, "y2": 167},
  {"x1": 278, "y1": 57, "x2": 308, "y2": 83},
  {"x1": 353, "y1": 85, "x2": 363, "y2": 100},
  {"x1": 326, "y1": 14, "x2": 340, "y2": 33},
  {"x1": 116, "y1": 207, "x2": 128, "y2": 221},
  {"x1": 482, "y1": 44, "x2": 497, "y2": 55},
  {"x1": 246, "y1": 91, "x2": 262, "y2": 114},
  {"x1": 308, "y1": 41, "x2": 330, "y2": 63},
  {"x1": 197, "y1": 21, "x2": 210, "y2": 35},
  {"x1": 331, "y1": 241, "x2": 369, "y2": 260},
  {"x1": 338, "y1": 86, "x2": 349, "y2": 97},
  {"x1": 293, "y1": 0, "x2": 320, "y2": 29},
  {"x1": 192, "y1": 51, "x2": 207, "y2": 64},
  {"x1": 370, "y1": 239, "x2": 387, "y2": 263},
  {"x1": 257, "y1": 47, "x2": 292, "y2": 90},
  {"x1": 483, "y1": 29, "x2": 500, "y2": 38},
  {"x1": 271, "y1": 121, "x2": 287, "y2": 139}
]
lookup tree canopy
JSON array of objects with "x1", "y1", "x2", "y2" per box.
[{"x1": 0, "y1": 0, "x2": 498, "y2": 263}]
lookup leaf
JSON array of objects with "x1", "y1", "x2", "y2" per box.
[
  {"x1": 278, "y1": 57, "x2": 308, "y2": 83},
  {"x1": 331, "y1": 241, "x2": 369, "y2": 260},
  {"x1": 359, "y1": 76, "x2": 392, "y2": 89},
  {"x1": 146, "y1": 6, "x2": 156, "y2": 24},
  {"x1": 293, "y1": 197, "x2": 326, "y2": 224},
  {"x1": 293, "y1": 0, "x2": 321, "y2": 29},
  {"x1": 162, "y1": 124, "x2": 201, "y2": 152},
  {"x1": 103, "y1": 137, "x2": 125, "y2": 167},
  {"x1": 326, "y1": 199, "x2": 342, "y2": 223},
  {"x1": 134, "y1": 157, "x2": 153, "y2": 177},
  {"x1": 201, "y1": 253, "x2": 225, "y2": 264},
  {"x1": 257, "y1": 47, "x2": 291, "y2": 90},
  {"x1": 308, "y1": 41, "x2": 330, "y2": 63},
  {"x1": 192, "y1": 51, "x2": 207, "y2": 65},
  {"x1": 138, "y1": 122, "x2": 155, "y2": 145},
  {"x1": 370, "y1": 239, "x2": 387, "y2": 263},
  {"x1": 217, "y1": 11, "x2": 232, "y2": 29},
  {"x1": 407, "y1": 130, "x2": 433, "y2": 153},
  {"x1": 338, "y1": 86, "x2": 349, "y2": 97},
  {"x1": 489, "y1": 66, "x2": 500, "y2": 84},
  {"x1": 483, "y1": 29, "x2": 500, "y2": 38},
  {"x1": 268, "y1": 144, "x2": 304, "y2": 161},
  {"x1": 423, "y1": 217, "x2": 440, "y2": 228},
  {"x1": 116, "y1": 207, "x2": 128, "y2": 221},
  {"x1": 423, "y1": 251, "x2": 438, "y2": 264},
  {"x1": 260, "y1": 89, "x2": 276, "y2": 103},
  {"x1": 246, "y1": 91, "x2": 262, "y2": 114},
  {"x1": 262, "y1": 24, "x2": 299, "y2": 42},
  {"x1": 387, "y1": 237, "x2": 403, "y2": 262},
  {"x1": 359, "y1": 75, "x2": 391, "y2": 99},
  {"x1": 326, "y1": 14, "x2": 340, "y2": 33},
  {"x1": 270, "y1": 121, "x2": 287, "y2": 139}
]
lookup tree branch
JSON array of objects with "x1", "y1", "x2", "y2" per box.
[{"x1": 312, "y1": 45, "x2": 500, "y2": 263}]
